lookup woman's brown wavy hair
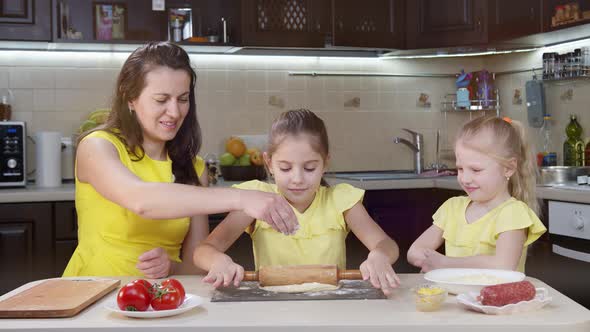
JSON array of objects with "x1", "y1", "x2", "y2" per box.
[{"x1": 79, "y1": 41, "x2": 202, "y2": 185}]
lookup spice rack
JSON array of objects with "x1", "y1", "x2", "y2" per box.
[{"x1": 541, "y1": 74, "x2": 590, "y2": 85}]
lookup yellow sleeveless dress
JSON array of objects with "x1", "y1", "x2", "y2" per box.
[
  {"x1": 433, "y1": 196, "x2": 547, "y2": 272},
  {"x1": 62, "y1": 130, "x2": 205, "y2": 277},
  {"x1": 233, "y1": 180, "x2": 365, "y2": 270}
]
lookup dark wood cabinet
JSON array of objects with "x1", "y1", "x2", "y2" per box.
[
  {"x1": 54, "y1": 201, "x2": 78, "y2": 276},
  {"x1": 360, "y1": 188, "x2": 463, "y2": 272},
  {"x1": 53, "y1": 0, "x2": 166, "y2": 42},
  {"x1": 51, "y1": 0, "x2": 239, "y2": 44},
  {"x1": 489, "y1": 0, "x2": 542, "y2": 41},
  {"x1": 406, "y1": 0, "x2": 488, "y2": 49},
  {"x1": 0, "y1": 0, "x2": 51, "y2": 41},
  {"x1": 0, "y1": 203, "x2": 53, "y2": 295},
  {"x1": 543, "y1": 0, "x2": 590, "y2": 32},
  {"x1": 332, "y1": 0, "x2": 405, "y2": 48},
  {"x1": 241, "y1": 0, "x2": 331, "y2": 47}
]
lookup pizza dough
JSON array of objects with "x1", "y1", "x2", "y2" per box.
[{"x1": 260, "y1": 282, "x2": 340, "y2": 293}]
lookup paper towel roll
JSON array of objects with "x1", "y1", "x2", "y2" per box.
[{"x1": 36, "y1": 131, "x2": 62, "y2": 188}]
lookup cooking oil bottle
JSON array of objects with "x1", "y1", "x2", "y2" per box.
[{"x1": 563, "y1": 114, "x2": 585, "y2": 166}]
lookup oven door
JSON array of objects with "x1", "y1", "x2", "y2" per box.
[{"x1": 527, "y1": 201, "x2": 590, "y2": 309}]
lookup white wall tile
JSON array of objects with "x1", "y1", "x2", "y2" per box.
[
  {"x1": 10, "y1": 68, "x2": 55, "y2": 89},
  {"x1": 286, "y1": 91, "x2": 306, "y2": 110},
  {"x1": 228, "y1": 70, "x2": 247, "y2": 91},
  {"x1": 247, "y1": 71, "x2": 267, "y2": 91},
  {"x1": 267, "y1": 71, "x2": 287, "y2": 92},
  {"x1": 360, "y1": 76, "x2": 387, "y2": 91},
  {"x1": 359, "y1": 91, "x2": 379, "y2": 110},
  {"x1": 286, "y1": 74, "x2": 306, "y2": 91},
  {"x1": 11, "y1": 89, "x2": 33, "y2": 113},
  {"x1": 0, "y1": 69, "x2": 9, "y2": 88},
  {"x1": 246, "y1": 91, "x2": 268, "y2": 110},
  {"x1": 33, "y1": 89, "x2": 55, "y2": 112},
  {"x1": 207, "y1": 70, "x2": 229, "y2": 91}
]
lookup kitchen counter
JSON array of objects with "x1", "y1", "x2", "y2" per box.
[
  {"x1": 1, "y1": 177, "x2": 590, "y2": 204},
  {"x1": 1, "y1": 274, "x2": 588, "y2": 331}
]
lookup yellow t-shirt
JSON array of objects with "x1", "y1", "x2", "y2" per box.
[
  {"x1": 433, "y1": 196, "x2": 547, "y2": 272},
  {"x1": 63, "y1": 130, "x2": 205, "y2": 277},
  {"x1": 233, "y1": 180, "x2": 364, "y2": 270}
]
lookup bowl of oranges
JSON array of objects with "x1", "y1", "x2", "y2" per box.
[{"x1": 219, "y1": 136, "x2": 267, "y2": 181}]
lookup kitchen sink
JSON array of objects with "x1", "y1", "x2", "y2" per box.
[{"x1": 325, "y1": 170, "x2": 421, "y2": 181}]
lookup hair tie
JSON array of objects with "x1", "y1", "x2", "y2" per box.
[{"x1": 502, "y1": 116, "x2": 512, "y2": 124}]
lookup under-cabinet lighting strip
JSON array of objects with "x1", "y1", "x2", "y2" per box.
[
  {"x1": 288, "y1": 71, "x2": 456, "y2": 78},
  {"x1": 288, "y1": 68, "x2": 545, "y2": 78}
]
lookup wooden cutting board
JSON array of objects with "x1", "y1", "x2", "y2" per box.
[{"x1": 0, "y1": 278, "x2": 120, "y2": 318}]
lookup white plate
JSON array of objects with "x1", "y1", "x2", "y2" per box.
[
  {"x1": 457, "y1": 288, "x2": 552, "y2": 315},
  {"x1": 424, "y1": 268, "x2": 525, "y2": 295},
  {"x1": 104, "y1": 293, "x2": 203, "y2": 318}
]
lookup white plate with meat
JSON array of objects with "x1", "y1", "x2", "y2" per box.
[
  {"x1": 424, "y1": 268, "x2": 525, "y2": 294},
  {"x1": 457, "y1": 288, "x2": 552, "y2": 315}
]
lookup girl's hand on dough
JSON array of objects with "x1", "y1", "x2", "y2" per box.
[
  {"x1": 202, "y1": 255, "x2": 244, "y2": 288},
  {"x1": 360, "y1": 250, "x2": 401, "y2": 296}
]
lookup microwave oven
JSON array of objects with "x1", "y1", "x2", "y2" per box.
[{"x1": 0, "y1": 121, "x2": 26, "y2": 187}]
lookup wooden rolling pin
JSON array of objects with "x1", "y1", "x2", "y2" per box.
[{"x1": 243, "y1": 264, "x2": 362, "y2": 286}]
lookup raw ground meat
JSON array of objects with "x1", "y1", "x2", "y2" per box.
[{"x1": 479, "y1": 281, "x2": 536, "y2": 306}]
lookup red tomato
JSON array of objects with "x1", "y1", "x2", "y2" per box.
[
  {"x1": 130, "y1": 279, "x2": 154, "y2": 299},
  {"x1": 151, "y1": 285, "x2": 183, "y2": 311},
  {"x1": 117, "y1": 283, "x2": 151, "y2": 311},
  {"x1": 161, "y1": 278, "x2": 185, "y2": 299}
]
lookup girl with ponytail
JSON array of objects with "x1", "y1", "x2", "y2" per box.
[{"x1": 407, "y1": 116, "x2": 546, "y2": 273}]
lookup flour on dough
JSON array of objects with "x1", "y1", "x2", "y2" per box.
[{"x1": 260, "y1": 282, "x2": 340, "y2": 293}]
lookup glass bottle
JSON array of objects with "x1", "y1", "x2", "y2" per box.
[
  {"x1": 538, "y1": 114, "x2": 557, "y2": 166},
  {"x1": 204, "y1": 153, "x2": 219, "y2": 185},
  {"x1": 0, "y1": 88, "x2": 13, "y2": 121},
  {"x1": 563, "y1": 114, "x2": 584, "y2": 166}
]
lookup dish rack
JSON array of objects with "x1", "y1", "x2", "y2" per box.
[{"x1": 441, "y1": 89, "x2": 500, "y2": 117}]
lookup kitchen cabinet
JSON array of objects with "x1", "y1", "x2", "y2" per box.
[
  {"x1": 332, "y1": 0, "x2": 405, "y2": 49},
  {"x1": 0, "y1": 0, "x2": 51, "y2": 41},
  {"x1": 52, "y1": 0, "x2": 239, "y2": 44},
  {"x1": 241, "y1": 0, "x2": 331, "y2": 47},
  {"x1": 361, "y1": 188, "x2": 463, "y2": 272},
  {"x1": 54, "y1": 201, "x2": 78, "y2": 276},
  {"x1": 543, "y1": 0, "x2": 590, "y2": 32},
  {"x1": 406, "y1": 0, "x2": 488, "y2": 49},
  {"x1": 0, "y1": 203, "x2": 53, "y2": 296},
  {"x1": 406, "y1": 0, "x2": 543, "y2": 49},
  {"x1": 488, "y1": 0, "x2": 542, "y2": 41},
  {"x1": 53, "y1": 0, "x2": 166, "y2": 42}
]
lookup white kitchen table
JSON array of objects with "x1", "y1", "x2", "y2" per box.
[{"x1": 1, "y1": 274, "x2": 589, "y2": 331}]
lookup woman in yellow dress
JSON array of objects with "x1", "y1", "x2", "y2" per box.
[{"x1": 63, "y1": 42, "x2": 298, "y2": 278}]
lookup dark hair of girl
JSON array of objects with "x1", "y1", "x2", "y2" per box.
[{"x1": 267, "y1": 109, "x2": 330, "y2": 186}]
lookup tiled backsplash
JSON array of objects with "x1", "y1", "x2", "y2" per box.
[{"x1": 1, "y1": 42, "x2": 589, "y2": 172}]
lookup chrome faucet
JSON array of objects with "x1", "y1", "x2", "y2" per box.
[{"x1": 393, "y1": 128, "x2": 424, "y2": 174}]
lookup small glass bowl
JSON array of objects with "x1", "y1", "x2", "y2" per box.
[{"x1": 411, "y1": 284, "x2": 448, "y2": 312}]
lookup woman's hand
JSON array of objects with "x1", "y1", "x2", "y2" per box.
[
  {"x1": 420, "y1": 248, "x2": 447, "y2": 272},
  {"x1": 202, "y1": 254, "x2": 244, "y2": 288},
  {"x1": 136, "y1": 247, "x2": 172, "y2": 279},
  {"x1": 240, "y1": 190, "x2": 299, "y2": 235},
  {"x1": 360, "y1": 250, "x2": 401, "y2": 296}
]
